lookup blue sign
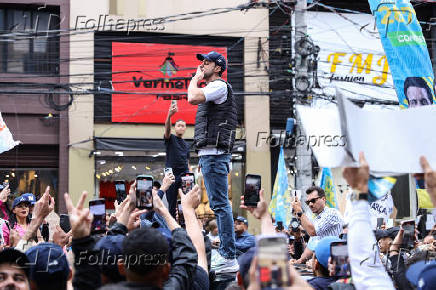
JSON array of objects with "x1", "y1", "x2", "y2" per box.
[{"x1": 367, "y1": 0, "x2": 435, "y2": 108}]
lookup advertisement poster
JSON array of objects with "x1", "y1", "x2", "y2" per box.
[
  {"x1": 367, "y1": 0, "x2": 435, "y2": 108},
  {"x1": 112, "y1": 42, "x2": 227, "y2": 124}
]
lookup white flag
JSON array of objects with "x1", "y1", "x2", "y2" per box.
[{"x1": 0, "y1": 113, "x2": 20, "y2": 154}]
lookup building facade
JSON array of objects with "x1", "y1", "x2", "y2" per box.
[
  {"x1": 69, "y1": 0, "x2": 271, "y2": 233},
  {"x1": 0, "y1": 0, "x2": 69, "y2": 212}
]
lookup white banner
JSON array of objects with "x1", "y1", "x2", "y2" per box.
[{"x1": 308, "y1": 12, "x2": 397, "y2": 103}]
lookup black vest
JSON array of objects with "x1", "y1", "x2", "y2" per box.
[{"x1": 193, "y1": 79, "x2": 237, "y2": 152}]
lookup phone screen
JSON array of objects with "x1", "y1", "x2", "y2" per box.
[
  {"x1": 401, "y1": 220, "x2": 416, "y2": 248},
  {"x1": 377, "y1": 218, "x2": 384, "y2": 229},
  {"x1": 89, "y1": 199, "x2": 106, "y2": 234},
  {"x1": 244, "y1": 175, "x2": 261, "y2": 207},
  {"x1": 177, "y1": 200, "x2": 185, "y2": 226},
  {"x1": 403, "y1": 221, "x2": 415, "y2": 235},
  {"x1": 115, "y1": 181, "x2": 126, "y2": 203},
  {"x1": 257, "y1": 236, "x2": 291, "y2": 288},
  {"x1": 330, "y1": 242, "x2": 351, "y2": 277},
  {"x1": 181, "y1": 173, "x2": 195, "y2": 194},
  {"x1": 136, "y1": 177, "x2": 153, "y2": 209},
  {"x1": 164, "y1": 168, "x2": 173, "y2": 175},
  {"x1": 60, "y1": 214, "x2": 71, "y2": 233}
]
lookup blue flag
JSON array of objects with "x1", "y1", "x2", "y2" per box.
[
  {"x1": 367, "y1": 0, "x2": 435, "y2": 108},
  {"x1": 368, "y1": 177, "x2": 397, "y2": 203},
  {"x1": 320, "y1": 168, "x2": 338, "y2": 209},
  {"x1": 269, "y1": 147, "x2": 292, "y2": 227}
]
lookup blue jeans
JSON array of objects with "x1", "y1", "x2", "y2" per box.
[{"x1": 200, "y1": 154, "x2": 236, "y2": 259}]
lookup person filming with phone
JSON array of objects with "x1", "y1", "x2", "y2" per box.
[
  {"x1": 188, "y1": 51, "x2": 238, "y2": 273},
  {"x1": 291, "y1": 186, "x2": 344, "y2": 264},
  {"x1": 163, "y1": 101, "x2": 190, "y2": 219}
]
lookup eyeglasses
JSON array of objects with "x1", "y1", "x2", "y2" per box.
[{"x1": 305, "y1": 196, "x2": 320, "y2": 205}]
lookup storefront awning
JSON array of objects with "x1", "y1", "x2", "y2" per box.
[{"x1": 94, "y1": 138, "x2": 245, "y2": 153}]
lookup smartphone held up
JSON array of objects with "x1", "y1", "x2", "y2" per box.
[
  {"x1": 244, "y1": 174, "x2": 261, "y2": 207},
  {"x1": 114, "y1": 180, "x2": 127, "y2": 203},
  {"x1": 257, "y1": 235, "x2": 292, "y2": 289},
  {"x1": 330, "y1": 241, "x2": 351, "y2": 278},
  {"x1": 136, "y1": 175, "x2": 153, "y2": 210},
  {"x1": 181, "y1": 173, "x2": 195, "y2": 194},
  {"x1": 89, "y1": 198, "x2": 106, "y2": 235}
]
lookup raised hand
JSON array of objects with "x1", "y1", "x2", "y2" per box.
[
  {"x1": 342, "y1": 152, "x2": 369, "y2": 192},
  {"x1": 64, "y1": 191, "x2": 93, "y2": 239},
  {"x1": 161, "y1": 173, "x2": 175, "y2": 192},
  {"x1": 0, "y1": 184, "x2": 10, "y2": 202},
  {"x1": 169, "y1": 102, "x2": 178, "y2": 116},
  {"x1": 152, "y1": 188, "x2": 167, "y2": 216},
  {"x1": 291, "y1": 196, "x2": 302, "y2": 214},
  {"x1": 420, "y1": 156, "x2": 436, "y2": 190},
  {"x1": 53, "y1": 225, "x2": 71, "y2": 248},
  {"x1": 194, "y1": 65, "x2": 204, "y2": 80},
  {"x1": 240, "y1": 189, "x2": 268, "y2": 219},
  {"x1": 127, "y1": 208, "x2": 147, "y2": 231},
  {"x1": 179, "y1": 185, "x2": 201, "y2": 210},
  {"x1": 32, "y1": 186, "x2": 55, "y2": 223},
  {"x1": 128, "y1": 181, "x2": 137, "y2": 211}
]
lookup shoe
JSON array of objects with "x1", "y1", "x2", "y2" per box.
[{"x1": 211, "y1": 252, "x2": 239, "y2": 273}]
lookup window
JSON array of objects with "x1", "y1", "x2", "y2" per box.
[
  {"x1": 0, "y1": 168, "x2": 58, "y2": 207},
  {"x1": 0, "y1": 7, "x2": 59, "y2": 74}
]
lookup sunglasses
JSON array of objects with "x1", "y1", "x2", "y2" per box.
[
  {"x1": 15, "y1": 203, "x2": 30, "y2": 208},
  {"x1": 305, "y1": 196, "x2": 321, "y2": 205}
]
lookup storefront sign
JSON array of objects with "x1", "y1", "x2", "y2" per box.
[
  {"x1": 308, "y1": 12, "x2": 398, "y2": 103},
  {"x1": 112, "y1": 42, "x2": 227, "y2": 124}
]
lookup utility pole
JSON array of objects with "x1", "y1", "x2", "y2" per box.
[{"x1": 293, "y1": 0, "x2": 313, "y2": 193}]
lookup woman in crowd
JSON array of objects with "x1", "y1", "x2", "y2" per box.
[{"x1": 2, "y1": 195, "x2": 40, "y2": 246}]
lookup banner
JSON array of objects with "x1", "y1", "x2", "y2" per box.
[
  {"x1": 0, "y1": 113, "x2": 20, "y2": 154},
  {"x1": 367, "y1": 0, "x2": 435, "y2": 108},
  {"x1": 320, "y1": 168, "x2": 338, "y2": 209},
  {"x1": 368, "y1": 176, "x2": 397, "y2": 202},
  {"x1": 112, "y1": 42, "x2": 227, "y2": 124},
  {"x1": 308, "y1": 11, "x2": 397, "y2": 104},
  {"x1": 269, "y1": 147, "x2": 292, "y2": 227},
  {"x1": 417, "y1": 189, "x2": 433, "y2": 209}
]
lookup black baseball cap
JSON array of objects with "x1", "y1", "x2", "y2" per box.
[
  {"x1": 0, "y1": 248, "x2": 30, "y2": 277},
  {"x1": 196, "y1": 51, "x2": 227, "y2": 72}
]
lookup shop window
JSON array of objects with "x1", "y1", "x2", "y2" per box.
[
  {"x1": 0, "y1": 168, "x2": 58, "y2": 204},
  {"x1": 95, "y1": 150, "x2": 245, "y2": 213}
]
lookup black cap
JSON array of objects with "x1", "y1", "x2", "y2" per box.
[
  {"x1": 196, "y1": 51, "x2": 227, "y2": 72},
  {"x1": 0, "y1": 248, "x2": 30, "y2": 278}
]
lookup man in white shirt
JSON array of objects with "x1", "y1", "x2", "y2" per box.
[
  {"x1": 188, "y1": 51, "x2": 238, "y2": 273},
  {"x1": 291, "y1": 186, "x2": 344, "y2": 264}
]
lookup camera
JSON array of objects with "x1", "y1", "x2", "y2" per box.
[{"x1": 290, "y1": 217, "x2": 301, "y2": 232}]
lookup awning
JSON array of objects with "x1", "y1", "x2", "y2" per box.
[{"x1": 94, "y1": 137, "x2": 245, "y2": 153}]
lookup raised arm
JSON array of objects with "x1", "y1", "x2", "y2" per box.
[
  {"x1": 180, "y1": 185, "x2": 208, "y2": 272},
  {"x1": 165, "y1": 102, "x2": 178, "y2": 139},
  {"x1": 188, "y1": 66, "x2": 206, "y2": 105},
  {"x1": 292, "y1": 197, "x2": 316, "y2": 236},
  {"x1": 343, "y1": 152, "x2": 395, "y2": 290},
  {"x1": 240, "y1": 188, "x2": 275, "y2": 235}
]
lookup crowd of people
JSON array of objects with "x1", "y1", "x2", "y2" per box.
[
  {"x1": 0, "y1": 51, "x2": 435, "y2": 290},
  {"x1": 0, "y1": 154, "x2": 435, "y2": 290}
]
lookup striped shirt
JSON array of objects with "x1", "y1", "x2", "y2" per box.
[
  {"x1": 313, "y1": 207, "x2": 344, "y2": 238},
  {"x1": 307, "y1": 207, "x2": 344, "y2": 250}
]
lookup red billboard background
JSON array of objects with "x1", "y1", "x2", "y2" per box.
[{"x1": 111, "y1": 42, "x2": 227, "y2": 124}]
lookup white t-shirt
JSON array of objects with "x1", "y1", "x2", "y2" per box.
[
  {"x1": 201, "y1": 80, "x2": 228, "y2": 104},
  {"x1": 198, "y1": 80, "x2": 229, "y2": 156}
]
